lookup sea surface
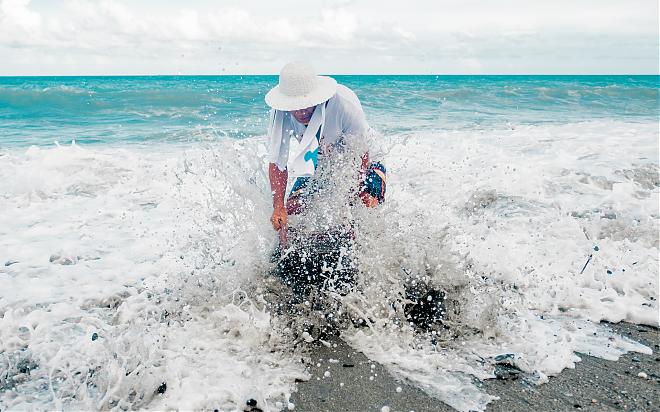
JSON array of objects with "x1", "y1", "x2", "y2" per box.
[
  {"x1": 0, "y1": 75, "x2": 658, "y2": 147},
  {"x1": 0, "y1": 75, "x2": 658, "y2": 411}
]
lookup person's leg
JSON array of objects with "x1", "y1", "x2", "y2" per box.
[{"x1": 286, "y1": 177, "x2": 310, "y2": 215}]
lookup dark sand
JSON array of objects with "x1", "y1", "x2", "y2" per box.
[{"x1": 290, "y1": 322, "x2": 659, "y2": 412}]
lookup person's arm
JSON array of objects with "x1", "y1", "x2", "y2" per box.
[
  {"x1": 358, "y1": 151, "x2": 369, "y2": 182},
  {"x1": 269, "y1": 162, "x2": 288, "y2": 230},
  {"x1": 358, "y1": 152, "x2": 379, "y2": 208},
  {"x1": 335, "y1": 97, "x2": 378, "y2": 207}
]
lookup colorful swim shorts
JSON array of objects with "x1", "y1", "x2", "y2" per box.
[{"x1": 289, "y1": 162, "x2": 386, "y2": 204}]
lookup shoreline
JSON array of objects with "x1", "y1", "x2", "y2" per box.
[{"x1": 291, "y1": 322, "x2": 659, "y2": 411}]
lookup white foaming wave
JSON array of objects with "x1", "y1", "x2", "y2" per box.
[
  {"x1": 0, "y1": 118, "x2": 657, "y2": 411},
  {"x1": 40, "y1": 85, "x2": 90, "y2": 94},
  {"x1": 121, "y1": 108, "x2": 208, "y2": 120},
  {"x1": 0, "y1": 140, "x2": 305, "y2": 410},
  {"x1": 0, "y1": 86, "x2": 92, "y2": 108},
  {"x1": 342, "y1": 119, "x2": 658, "y2": 410}
]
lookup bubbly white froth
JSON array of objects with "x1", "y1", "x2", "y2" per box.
[{"x1": 0, "y1": 119, "x2": 657, "y2": 411}]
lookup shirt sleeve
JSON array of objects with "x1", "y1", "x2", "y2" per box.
[{"x1": 339, "y1": 96, "x2": 369, "y2": 137}]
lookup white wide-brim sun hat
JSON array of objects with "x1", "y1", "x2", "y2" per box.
[{"x1": 265, "y1": 62, "x2": 337, "y2": 111}]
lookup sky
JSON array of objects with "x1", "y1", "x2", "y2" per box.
[{"x1": 0, "y1": 0, "x2": 658, "y2": 75}]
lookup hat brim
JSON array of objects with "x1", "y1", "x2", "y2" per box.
[{"x1": 265, "y1": 76, "x2": 337, "y2": 111}]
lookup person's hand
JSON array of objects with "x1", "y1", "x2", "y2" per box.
[
  {"x1": 359, "y1": 191, "x2": 379, "y2": 208},
  {"x1": 271, "y1": 204, "x2": 288, "y2": 231}
]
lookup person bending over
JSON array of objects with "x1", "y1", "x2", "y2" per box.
[{"x1": 264, "y1": 61, "x2": 386, "y2": 234}]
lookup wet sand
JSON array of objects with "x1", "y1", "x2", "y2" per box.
[{"x1": 291, "y1": 322, "x2": 659, "y2": 411}]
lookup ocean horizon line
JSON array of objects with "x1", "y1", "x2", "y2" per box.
[{"x1": 1, "y1": 73, "x2": 659, "y2": 79}]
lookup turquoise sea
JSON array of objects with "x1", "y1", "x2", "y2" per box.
[
  {"x1": 1, "y1": 74, "x2": 659, "y2": 411},
  {"x1": 0, "y1": 75, "x2": 658, "y2": 147}
]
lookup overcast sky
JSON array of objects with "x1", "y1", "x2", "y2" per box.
[{"x1": 1, "y1": 0, "x2": 658, "y2": 75}]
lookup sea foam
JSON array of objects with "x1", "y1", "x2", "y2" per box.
[{"x1": 0, "y1": 118, "x2": 657, "y2": 411}]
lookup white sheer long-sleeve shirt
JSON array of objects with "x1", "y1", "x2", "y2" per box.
[{"x1": 267, "y1": 84, "x2": 369, "y2": 171}]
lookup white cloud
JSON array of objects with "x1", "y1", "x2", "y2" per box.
[
  {"x1": 1, "y1": 0, "x2": 40, "y2": 30},
  {"x1": 318, "y1": 9, "x2": 358, "y2": 42},
  {"x1": 175, "y1": 10, "x2": 206, "y2": 40},
  {"x1": 0, "y1": 1, "x2": 409, "y2": 50},
  {"x1": 0, "y1": 0, "x2": 657, "y2": 74}
]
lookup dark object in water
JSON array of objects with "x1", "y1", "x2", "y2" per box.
[
  {"x1": 404, "y1": 284, "x2": 447, "y2": 330},
  {"x1": 272, "y1": 229, "x2": 356, "y2": 298},
  {"x1": 494, "y1": 353, "x2": 516, "y2": 364},
  {"x1": 16, "y1": 357, "x2": 37, "y2": 374},
  {"x1": 580, "y1": 254, "x2": 593, "y2": 274},
  {"x1": 493, "y1": 353, "x2": 522, "y2": 380},
  {"x1": 494, "y1": 364, "x2": 522, "y2": 380},
  {"x1": 245, "y1": 398, "x2": 263, "y2": 412},
  {"x1": 157, "y1": 382, "x2": 167, "y2": 394}
]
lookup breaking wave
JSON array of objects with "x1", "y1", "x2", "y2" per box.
[{"x1": 0, "y1": 119, "x2": 657, "y2": 411}]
